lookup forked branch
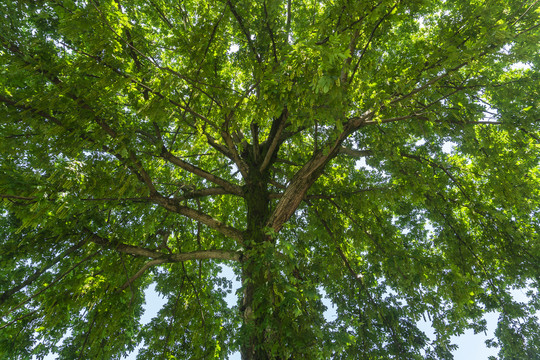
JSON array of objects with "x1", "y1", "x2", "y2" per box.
[
  {"x1": 87, "y1": 232, "x2": 241, "y2": 289},
  {"x1": 266, "y1": 114, "x2": 372, "y2": 232},
  {"x1": 260, "y1": 108, "x2": 289, "y2": 172}
]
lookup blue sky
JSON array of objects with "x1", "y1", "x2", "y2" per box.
[
  {"x1": 121, "y1": 265, "x2": 508, "y2": 360},
  {"x1": 36, "y1": 265, "x2": 535, "y2": 360}
]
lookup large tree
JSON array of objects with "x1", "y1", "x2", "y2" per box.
[{"x1": 1, "y1": 0, "x2": 540, "y2": 359}]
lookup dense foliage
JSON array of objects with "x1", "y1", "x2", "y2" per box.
[{"x1": 1, "y1": 0, "x2": 540, "y2": 359}]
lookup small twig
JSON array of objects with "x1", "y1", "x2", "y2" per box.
[
  {"x1": 3, "y1": 250, "x2": 101, "y2": 318},
  {"x1": 119, "y1": 253, "x2": 136, "y2": 305}
]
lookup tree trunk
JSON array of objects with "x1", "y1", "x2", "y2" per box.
[{"x1": 240, "y1": 163, "x2": 277, "y2": 360}]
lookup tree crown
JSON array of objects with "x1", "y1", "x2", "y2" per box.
[{"x1": 1, "y1": 0, "x2": 540, "y2": 359}]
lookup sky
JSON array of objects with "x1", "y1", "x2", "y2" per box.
[
  {"x1": 33, "y1": 263, "x2": 538, "y2": 359},
  {"x1": 120, "y1": 265, "x2": 507, "y2": 360}
]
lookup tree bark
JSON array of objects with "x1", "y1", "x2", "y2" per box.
[{"x1": 240, "y1": 159, "x2": 276, "y2": 360}]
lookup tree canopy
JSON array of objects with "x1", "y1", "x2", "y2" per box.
[{"x1": 1, "y1": 0, "x2": 540, "y2": 359}]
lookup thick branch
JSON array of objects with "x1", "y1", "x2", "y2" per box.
[
  {"x1": 266, "y1": 152, "x2": 336, "y2": 232},
  {"x1": 0, "y1": 194, "x2": 36, "y2": 202},
  {"x1": 90, "y1": 232, "x2": 241, "y2": 265},
  {"x1": 286, "y1": 0, "x2": 291, "y2": 37},
  {"x1": 206, "y1": 134, "x2": 237, "y2": 160},
  {"x1": 170, "y1": 249, "x2": 241, "y2": 262},
  {"x1": 221, "y1": 130, "x2": 249, "y2": 178},
  {"x1": 266, "y1": 114, "x2": 371, "y2": 232},
  {"x1": 251, "y1": 122, "x2": 260, "y2": 162},
  {"x1": 127, "y1": 150, "x2": 158, "y2": 195},
  {"x1": 89, "y1": 232, "x2": 241, "y2": 290},
  {"x1": 260, "y1": 108, "x2": 288, "y2": 172},
  {"x1": 161, "y1": 149, "x2": 243, "y2": 196},
  {"x1": 179, "y1": 187, "x2": 236, "y2": 200},
  {"x1": 119, "y1": 251, "x2": 239, "y2": 289},
  {"x1": 89, "y1": 233, "x2": 165, "y2": 258},
  {"x1": 152, "y1": 196, "x2": 244, "y2": 242}
]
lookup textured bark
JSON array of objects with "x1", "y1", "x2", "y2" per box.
[
  {"x1": 266, "y1": 115, "x2": 370, "y2": 232},
  {"x1": 240, "y1": 156, "x2": 275, "y2": 360}
]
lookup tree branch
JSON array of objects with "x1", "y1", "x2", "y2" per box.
[
  {"x1": 205, "y1": 134, "x2": 237, "y2": 160},
  {"x1": 338, "y1": 147, "x2": 373, "y2": 158},
  {"x1": 0, "y1": 95, "x2": 65, "y2": 128},
  {"x1": 305, "y1": 187, "x2": 389, "y2": 200},
  {"x1": 0, "y1": 310, "x2": 39, "y2": 331},
  {"x1": 266, "y1": 113, "x2": 371, "y2": 232},
  {"x1": 148, "y1": 0, "x2": 174, "y2": 28},
  {"x1": 260, "y1": 108, "x2": 288, "y2": 172},
  {"x1": 362, "y1": 113, "x2": 422, "y2": 125},
  {"x1": 51, "y1": 39, "x2": 221, "y2": 127},
  {"x1": 400, "y1": 152, "x2": 471, "y2": 201},
  {"x1": 89, "y1": 231, "x2": 241, "y2": 263},
  {"x1": 91, "y1": 1, "x2": 224, "y2": 107},
  {"x1": 390, "y1": 62, "x2": 469, "y2": 106},
  {"x1": 0, "y1": 43, "x2": 161, "y2": 197},
  {"x1": 0, "y1": 194, "x2": 36, "y2": 202},
  {"x1": 309, "y1": 203, "x2": 406, "y2": 351},
  {"x1": 286, "y1": 0, "x2": 292, "y2": 39},
  {"x1": 127, "y1": 150, "x2": 158, "y2": 196},
  {"x1": 177, "y1": 187, "x2": 238, "y2": 200},
  {"x1": 263, "y1": 1, "x2": 279, "y2": 63},
  {"x1": 2, "y1": 250, "x2": 101, "y2": 318},
  {"x1": 350, "y1": 0, "x2": 395, "y2": 83},
  {"x1": 0, "y1": 237, "x2": 89, "y2": 305},
  {"x1": 227, "y1": 0, "x2": 261, "y2": 63},
  {"x1": 151, "y1": 196, "x2": 244, "y2": 242},
  {"x1": 89, "y1": 232, "x2": 165, "y2": 258},
  {"x1": 221, "y1": 130, "x2": 249, "y2": 178},
  {"x1": 119, "y1": 253, "x2": 239, "y2": 289},
  {"x1": 88, "y1": 232, "x2": 241, "y2": 290},
  {"x1": 119, "y1": 259, "x2": 167, "y2": 290},
  {"x1": 161, "y1": 149, "x2": 243, "y2": 196}
]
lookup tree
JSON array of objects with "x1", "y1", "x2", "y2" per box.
[{"x1": 1, "y1": 0, "x2": 540, "y2": 358}]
